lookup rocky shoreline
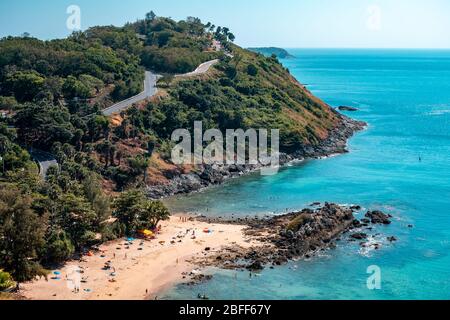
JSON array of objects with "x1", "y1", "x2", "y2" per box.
[
  {"x1": 146, "y1": 115, "x2": 366, "y2": 199},
  {"x1": 189, "y1": 203, "x2": 395, "y2": 275}
]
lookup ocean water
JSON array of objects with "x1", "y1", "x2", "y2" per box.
[{"x1": 162, "y1": 49, "x2": 450, "y2": 300}]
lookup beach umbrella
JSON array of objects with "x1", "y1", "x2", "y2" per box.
[{"x1": 54, "y1": 271, "x2": 61, "y2": 275}]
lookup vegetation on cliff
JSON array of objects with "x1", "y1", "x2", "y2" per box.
[{"x1": 247, "y1": 47, "x2": 294, "y2": 59}]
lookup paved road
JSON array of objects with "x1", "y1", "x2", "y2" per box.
[
  {"x1": 175, "y1": 59, "x2": 219, "y2": 78},
  {"x1": 24, "y1": 60, "x2": 222, "y2": 178},
  {"x1": 102, "y1": 59, "x2": 219, "y2": 116},
  {"x1": 30, "y1": 150, "x2": 58, "y2": 178},
  {"x1": 102, "y1": 71, "x2": 158, "y2": 116}
]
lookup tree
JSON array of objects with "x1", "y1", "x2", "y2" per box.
[
  {"x1": 0, "y1": 187, "x2": 48, "y2": 282},
  {"x1": 113, "y1": 189, "x2": 170, "y2": 235},
  {"x1": 96, "y1": 140, "x2": 115, "y2": 168},
  {"x1": 128, "y1": 155, "x2": 149, "y2": 183},
  {"x1": 134, "y1": 200, "x2": 170, "y2": 231},
  {"x1": 145, "y1": 11, "x2": 157, "y2": 22},
  {"x1": 156, "y1": 31, "x2": 172, "y2": 47},
  {"x1": 113, "y1": 189, "x2": 143, "y2": 233},
  {"x1": 158, "y1": 75, "x2": 174, "y2": 88},
  {"x1": 5, "y1": 71, "x2": 45, "y2": 102},
  {"x1": 62, "y1": 76, "x2": 91, "y2": 99},
  {"x1": 44, "y1": 230, "x2": 75, "y2": 263},
  {"x1": 0, "y1": 269, "x2": 15, "y2": 290},
  {"x1": 82, "y1": 173, "x2": 111, "y2": 224},
  {"x1": 56, "y1": 193, "x2": 97, "y2": 248},
  {"x1": 247, "y1": 64, "x2": 258, "y2": 76},
  {"x1": 14, "y1": 103, "x2": 75, "y2": 150},
  {"x1": 0, "y1": 96, "x2": 18, "y2": 111}
]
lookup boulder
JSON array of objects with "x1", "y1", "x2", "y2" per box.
[
  {"x1": 246, "y1": 260, "x2": 264, "y2": 271},
  {"x1": 338, "y1": 106, "x2": 359, "y2": 112},
  {"x1": 366, "y1": 210, "x2": 392, "y2": 225},
  {"x1": 350, "y1": 232, "x2": 368, "y2": 240}
]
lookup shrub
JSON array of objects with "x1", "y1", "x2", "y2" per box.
[
  {"x1": 45, "y1": 230, "x2": 75, "y2": 263},
  {"x1": 247, "y1": 64, "x2": 258, "y2": 76},
  {"x1": 0, "y1": 270, "x2": 15, "y2": 291},
  {"x1": 286, "y1": 214, "x2": 312, "y2": 232}
]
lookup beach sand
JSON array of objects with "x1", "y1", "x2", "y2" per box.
[{"x1": 20, "y1": 216, "x2": 256, "y2": 300}]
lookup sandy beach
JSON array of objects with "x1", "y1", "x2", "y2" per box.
[{"x1": 20, "y1": 216, "x2": 258, "y2": 300}]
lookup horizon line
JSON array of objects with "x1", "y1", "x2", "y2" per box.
[{"x1": 248, "y1": 46, "x2": 450, "y2": 50}]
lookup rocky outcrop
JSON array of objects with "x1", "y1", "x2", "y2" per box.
[
  {"x1": 365, "y1": 210, "x2": 392, "y2": 225},
  {"x1": 338, "y1": 106, "x2": 359, "y2": 112},
  {"x1": 146, "y1": 115, "x2": 366, "y2": 199},
  {"x1": 350, "y1": 232, "x2": 368, "y2": 240},
  {"x1": 192, "y1": 204, "x2": 393, "y2": 272}
]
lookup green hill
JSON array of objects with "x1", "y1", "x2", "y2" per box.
[{"x1": 247, "y1": 47, "x2": 295, "y2": 59}]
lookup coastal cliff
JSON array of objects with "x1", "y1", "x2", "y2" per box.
[
  {"x1": 146, "y1": 115, "x2": 365, "y2": 199},
  {"x1": 141, "y1": 44, "x2": 366, "y2": 198}
]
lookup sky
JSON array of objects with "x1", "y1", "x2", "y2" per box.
[{"x1": 0, "y1": 0, "x2": 449, "y2": 49}]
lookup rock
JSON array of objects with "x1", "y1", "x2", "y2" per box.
[
  {"x1": 310, "y1": 202, "x2": 321, "y2": 207},
  {"x1": 246, "y1": 260, "x2": 264, "y2": 271},
  {"x1": 144, "y1": 116, "x2": 366, "y2": 199},
  {"x1": 338, "y1": 106, "x2": 359, "y2": 112},
  {"x1": 387, "y1": 236, "x2": 397, "y2": 242},
  {"x1": 352, "y1": 220, "x2": 362, "y2": 228},
  {"x1": 194, "y1": 203, "x2": 379, "y2": 273},
  {"x1": 350, "y1": 232, "x2": 368, "y2": 240},
  {"x1": 366, "y1": 210, "x2": 392, "y2": 225},
  {"x1": 350, "y1": 205, "x2": 362, "y2": 211}
]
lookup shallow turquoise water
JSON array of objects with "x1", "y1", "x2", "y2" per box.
[{"x1": 163, "y1": 49, "x2": 450, "y2": 300}]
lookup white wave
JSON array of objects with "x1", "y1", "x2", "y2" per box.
[
  {"x1": 426, "y1": 109, "x2": 450, "y2": 116},
  {"x1": 358, "y1": 235, "x2": 384, "y2": 258}
]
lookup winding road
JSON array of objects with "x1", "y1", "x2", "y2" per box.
[
  {"x1": 102, "y1": 59, "x2": 219, "y2": 116},
  {"x1": 29, "y1": 150, "x2": 59, "y2": 178},
  {"x1": 174, "y1": 59, "x2": 219, "y2": 78},
  {"x1": 31, "y1": 59, "x2": 221, "y2": 178},
  {"x1": 102, "y1": 71, "x2": 158, "y2": 116}
]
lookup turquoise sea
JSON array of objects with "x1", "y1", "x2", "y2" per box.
[{"x1": 163, "y1": 49, "x2": 450, "y2": 300}]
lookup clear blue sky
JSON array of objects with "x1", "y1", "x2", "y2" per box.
[{"x1": 1, "y1": 0, "x2": 449, "y2": 48}]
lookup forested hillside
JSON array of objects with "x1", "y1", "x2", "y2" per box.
[{"x1": 0, "y1": 12, "x2": 345, "y2": 284}]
